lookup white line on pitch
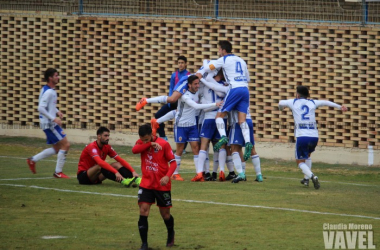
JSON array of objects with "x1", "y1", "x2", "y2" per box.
[
  {"x1": 0, "y1": 155, "x2": 79, "y2": 164},
  {"x1": 0, "y1": 155, "x2": 379, "y2": 187},
  {"x1": 0, "y1": 177, "x2": 54, "y2": 181},
  {"x1": 1, "y1": 183, "x2": 379, "y2": 221}
]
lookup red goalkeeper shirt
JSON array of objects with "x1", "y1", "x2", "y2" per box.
[{"x1": 133, "y1": 137, "x2": 176, "y2": 191}]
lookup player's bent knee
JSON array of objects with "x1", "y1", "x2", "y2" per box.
[{"x1": 111, "y1": 162, "x2": 122, "y2": 169}]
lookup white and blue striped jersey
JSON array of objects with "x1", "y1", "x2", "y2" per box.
[
  {"x1": 279, "y1": 98, "x2": 341, "y2": 138},
  {"x1": 199, "y1": 77, "x2": 225, "y2": 119},
  {"x1": 38, "y1": 85, "x2": 59, "y2": 129},
  {"x1": 175, "y1": 90, "x2": 217, "y2": 127},
  {"x1": 203, "y1": 55, "x2": 249, "y2": 88}
]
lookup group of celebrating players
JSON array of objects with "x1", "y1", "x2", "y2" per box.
[{"x1": 135, "y1": 40, "x2": 263, "y2": 184}]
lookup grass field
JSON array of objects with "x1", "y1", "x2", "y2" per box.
[{"x1": 0, "y1": 135, "x2": 379, "y2": 250}]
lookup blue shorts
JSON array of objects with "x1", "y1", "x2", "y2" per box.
[
  {"x1": 220, "y1": 87, "x2": 250, "y2": 114},
  {"x1": 228, "y1": 120, "x2": 255, "y2": 146},
  {"x1": 199, "y1": 119, "x2": 227, "y2": 141},
  {"x1": 43, "y1": 125, "x2": 66, "y2": 145},
  {"x1": 295, "y1": 137, "x2": 319, "y2": 160},
  {"x1": 174, "y1": 125, "x2": 199, "y2": 143}
]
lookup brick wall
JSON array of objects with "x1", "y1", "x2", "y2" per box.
[{"x1": 1, "y1": 14, "x2": 379, "y2": 149}]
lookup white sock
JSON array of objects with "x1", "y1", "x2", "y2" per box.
[
  {"x1": 32, "y1": 148, "x2": 56, "y2": 162},
  {"x1": 55, "y1": 150, "x2": 67, "y2": 173},
  {"x1": 305, "y1": 158, "x2": 312, "y2": 179},
  {"x1": 193, "y1": 155, "x2": 199, "y2": 173},
  {"x1": 216, "y1": 117, "x2": 226, "y2": 137},
  {"x1": 240, "y1": 121, "x2": 251, "y2": 144},
  {"x1": 298, "y1": 162, "x2": 313, "y2": 179},
  {"x1": 197, "y1": 151, "x2": 207, "y2": 173},
  {"x1": 213, "y1": 151, "x2": 219, "y2": 172},
  {"x1": 226, "y1": 155, "x2": 234, "y2": 172},
  {"x1": 242, "y1": 161, "x2": 246, "y2": 173},
  {"x1": 174, "y1": 155, "x2": 181, "y2": 175},
  {"x1": 232, "y1": 152, "x2": 243, "y2": 174},
  {"x1": 252, "y1": 154, "x2": 261, "y2": 175},
  {"x1": 157, "y1": 110, "x2": 176, "y2": 124},
  {"x1": 147, "y1": 96, "x2": 168, "y2": 104},
  {"x1": 204, "y1": 153, "x2": 210, "y2": 173},
  {"x1": 218, "y1": 149, "x2": 226, "y2": 172}
]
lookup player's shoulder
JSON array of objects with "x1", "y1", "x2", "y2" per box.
[
  {"x1": 85, "y1": 141, "x2": 97, "y2": 149},
  {"x1": 41, "y1": 85, "x2": 54, "y2": 94},
  {"x1": 155, "y1": 137, "x2": 166, "y2": 144},
  {"x1": 156, "y1": 137, "x2": 170, "y2": 147},
  {"x1": 86, "y1": 141, "x2": 99, "y2": 154}
]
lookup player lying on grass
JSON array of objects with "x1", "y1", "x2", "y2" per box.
[
  {"x1": 77, "y1": 127, "x2": 141, "y2": 187},
  {"x1": 278, "y1": 85, "x2": 348, "y2": 189}
]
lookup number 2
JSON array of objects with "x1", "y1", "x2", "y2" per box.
[{"x1": 301, "y1": 105, "x2": 310, "y2": 120}]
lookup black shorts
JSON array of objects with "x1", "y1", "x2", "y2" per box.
[
  {"x1": 77, "y1": 171, "x2": 102, "y2": 185},
  {"x1": 138, "y1": 187, "x2": 172, "y2": 208}
]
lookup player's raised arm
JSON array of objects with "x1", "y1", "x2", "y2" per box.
[
  {"x1": 278, "y1": 99, "x2": 293, "y2": 111},
  {"x1": 132, "y1": 140, "x2": 152, "y2": 154},
  {"x1": 314, "y1": 100, "x2": 348, "y2": 111}
]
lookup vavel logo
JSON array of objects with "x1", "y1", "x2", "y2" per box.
[{"x1": 323, "y1": 223, "x2": 376, "y2": 249}]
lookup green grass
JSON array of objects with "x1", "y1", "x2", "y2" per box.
[{"x1": 0, "y1": 136, "x2": 379, "y2": 250}]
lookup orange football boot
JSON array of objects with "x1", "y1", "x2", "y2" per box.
[
  {"x1": 151, "y1": 118, "x2": 160, "y2": 136},
  {"x1": 171, "y1": 174, "x2": 184, "y2": 181},
  {"x1": 135, "y1": 98, "x2": 147, "y2": 111},
  {"x1": 219, "y1": 171, "x2": 226, "y2": 181},
  {"x1": 191, "y1": 173, "x2": 204, "y2": 182}
]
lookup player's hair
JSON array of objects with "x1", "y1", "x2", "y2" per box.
[
  {"x1": 44, "y1": 68, "x2": 58, "y2": 82},
  {"x1": 187, "y1": 75, "x2": 199, "y2": 87},
  {"x1": 97, "y1": 126, "x2": 110, "y2": 135},
  {"x1": 218, "y1": 40, "x2": 232, "y2": 53},
  {"x1": 297, "y1": 85, "x2": 310, "y2": 98},
  {"x1": 177, "y1": 56, "x2": 187, "y2": 63},
  {"x1": 138, "y1": 124, "x2": 152, "y2": 137}
]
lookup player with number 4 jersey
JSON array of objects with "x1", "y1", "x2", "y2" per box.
[{"x1": 197, "y1": 40, "x2": 252, "y2": 182}]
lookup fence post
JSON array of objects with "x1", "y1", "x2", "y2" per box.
[
  {"x1": 214, "y1": 0, "x2": 219, "y2": 19},
  {"x1": 362, "y1": 0, "x2": 367, "y2": 25},
  {"x1": 79, "y1": 0, "x2": 83, "y2": 15}
]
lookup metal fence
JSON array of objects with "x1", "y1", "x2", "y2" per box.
[{"x1": 1, "y1": 0, "x2": 380, "y2": 25}]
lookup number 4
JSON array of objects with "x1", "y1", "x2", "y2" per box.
[{"x1": 236, "y1": 62, "x2": 243, "y2": 75}]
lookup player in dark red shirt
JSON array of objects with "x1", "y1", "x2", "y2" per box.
[
  {"x1": 77, "y1": 127, "x2": 140, "y2": 187},
  {"x1": 132, "y1": 124, "x2": 177, "y2": 250}
]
